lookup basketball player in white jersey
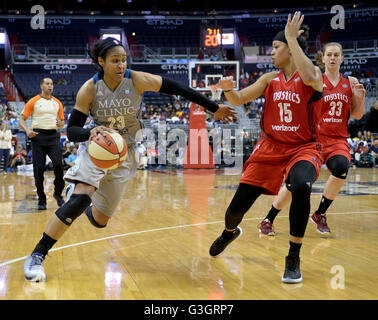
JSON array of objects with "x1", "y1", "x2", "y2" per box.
[{"x1": 24, "y1": 37, "x2": 237, "y2": 282}]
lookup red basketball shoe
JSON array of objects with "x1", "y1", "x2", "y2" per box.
[
  {"x1": 310, "y1": 213, "x2": 331, "y2": 234},
  {"x1": 258, "y1": 219, "x2": 276, "y2": 236}
]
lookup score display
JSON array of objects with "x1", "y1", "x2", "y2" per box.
[
  {"x1": 201, "y1": 26, "x2": 235, "y2": 49},
  {"x1": 203, "y1": 27, "x2": 221, "y2": 47}
]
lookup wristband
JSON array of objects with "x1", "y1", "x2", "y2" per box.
[{"x1": 67, "y1": 109, "x2": 91, "y2": 142}]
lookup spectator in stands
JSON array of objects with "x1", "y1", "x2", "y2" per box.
[
  {"x1": 356, "y1": 146, "x2": 374, "y2": 168},
  {"x1": 366, "y1": 100, "x2": 378, "y2": 134},
  {"x1": 10, "y1": 144, "x2": 26, "y2": 170},
  {"x1": 64, "y1": 146, "x2": 78, "y2": 168},
  {"x1": 356, "y1": 141, "x2": 365, "y2": 155},
  {"x1": 356, "y1": 130, "x2": 363, "y2": 141},
  {"x1": 26, "y1": 148, "x2": 33, "y2": 164},
  {"x1": 215, "y1": 139, "x2": 232, "y2": 168},
  {"x1": 146, "y1": 142, "x2": 158, "y2": 169},
  {"x1": 346, "y1": 133, "x2": 358, "y2": 163},
  {"x1": 0, "y1": 102, "x2": 8, "y2": 121},
  {"x1": 242, "y1": 131, "x2": 253, "y2": 164},
  {"x1": 181, "y1": 112, "x2": 189, "y2": 124},
  {"x1": 346, "y1": 133, "x2": 355, "y2": 149},
  {"x1": 197, "y1": 48, "x2": 204, "y2": 60},
  {"x1": 19, "y1": 77, "x2": 65, "y2": 210},
  {"x1": 62, "y1": 141, "x2": 72, "y2": 169},
  {"x1": 169, "y1": 111, "x2": 180, "y2": 123},
  {"x1": 8, "y1": 133, "x2": 17, "y2": 156},
  {"x1": 0, "y1": 121, "x2": 12, "y2": 174},
  {"x1": 366, "y1": 131, "x2": 373, "y2": 145},
  {"x1": 6, "y1": 102, "x2": 17, "y2": 119},
  {"x1": 136, "y1": 142, "x2": 147, "y2": 170},
  {"x1": 206, "y1": 114, "x2": 215, "y2": 126},
  {"x1": 240, "y1": 75, "x2": 250, "y2": 89},
  {"x1": 62, "y1": 141, "x2": 72, "y2": 159},
  {"x1": 369, "y1": 138, "x2": 378, "y2": 166}
]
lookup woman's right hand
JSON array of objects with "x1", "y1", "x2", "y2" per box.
[
  {"x1": 217, "y1": 76, "x2": 236, "y2": 91},
  {"x1": 89, "y1": 126, "x2": 114, "y2": 140}
]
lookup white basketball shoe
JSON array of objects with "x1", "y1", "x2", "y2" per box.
[{"x1": 24, "y1": 253, "x2": 46, "y2": 282}]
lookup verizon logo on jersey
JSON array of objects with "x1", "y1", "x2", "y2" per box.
[
  {"x1": 273, "y1": 91, "x2": 301, "y2": 104},
  {"x1": 271, "y1": 124, "x2": 301, "y2": 131},
  {"x1": 323, "y1": 117, "x2": 343, "y2": 123}
]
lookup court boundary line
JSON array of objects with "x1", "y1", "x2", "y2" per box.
[{"x1": 1, "y1": 210, "x2": 377, "y2": 268}]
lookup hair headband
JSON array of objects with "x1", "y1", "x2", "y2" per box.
[{"x1": 97, "y1": 37, "x2": 124, "y2": 60}]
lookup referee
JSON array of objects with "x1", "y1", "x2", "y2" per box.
[{"x1": 19, "y1": 78, "x2": 65, "y2": 210}]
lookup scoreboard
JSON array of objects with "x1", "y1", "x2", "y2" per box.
[
  {"x1": 202, "y1": 27, "x2": 222, "y2": 47},
  {"x1": 201, "y1": 25, "x2": 235, "y2": 50}
]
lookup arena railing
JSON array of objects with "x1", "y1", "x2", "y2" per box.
[
  {"x1": 11, "y1": 44, "x2": 89, "y2": 62},
  {"x1": 130, "y1": 45, "x2": 200, "y2": 62}
]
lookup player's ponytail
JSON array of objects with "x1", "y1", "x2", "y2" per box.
[
  {"x1": 315, "y1": 50, "x2": 325, "y2": 71},
  {"x1": 297, "y1": 24, "x2": 310, "y2": 54}
]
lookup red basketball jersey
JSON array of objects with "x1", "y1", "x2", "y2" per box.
[
  {"x1": 260, "y1": 70, "x2": 323, "y2": 145},
  {"x1": 319, "y1": 73, "x2": 353, "y2": 139}
]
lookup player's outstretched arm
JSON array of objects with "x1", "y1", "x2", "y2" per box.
[
  {"x1": 131, "y1": 70, "x2": 237, "y2": 121},
  {"x1": 218, "y1": 72, "x2": 278, "y2": 106}
]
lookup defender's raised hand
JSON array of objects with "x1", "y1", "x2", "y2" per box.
[{"x1": 285, "y1": 11, "x2": 305, "y2": 41}]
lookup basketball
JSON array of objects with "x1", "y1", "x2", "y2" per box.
[{"x1": 88, "y1": 131, "x2": 128, "y2": 170}]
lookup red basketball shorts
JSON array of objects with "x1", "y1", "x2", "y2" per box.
[
  {"x1": 240, "y1": 137, "x2": 322, "y2": 195},
  {"x1": 318, "y1": 136, "x2": 351, "y2": 164}
]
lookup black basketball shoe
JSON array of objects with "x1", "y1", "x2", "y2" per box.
[
  {"x1": 282, "y1": 255, "x2": 302, "y2": 283},
  {"x1": 37, "y1": 200, "x2": 46, "y2": 210},
  {"x1": 209, "y1": 227, "x2": 242, "y2": 257}
]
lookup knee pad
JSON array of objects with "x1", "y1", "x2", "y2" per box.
[
  {"x1": 327, "y1": 155, "x2": 349, "y2": 179},
  {"x1": 85, "y1": 206, "x2": 107, "y2": 228},
  {"x1": 55, "y1": 193, "x2": 91, "y2": 226},
  {"x1": 289, "y1": 180, "x2": 313, "y2": 196}
]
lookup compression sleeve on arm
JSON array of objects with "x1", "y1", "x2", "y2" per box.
[
  {"x1": 67, "y1": 109, "x2": 91, "y2": 142},
  {"x1": 159, "y1": 77, "x2": 219, "y2": 113}
]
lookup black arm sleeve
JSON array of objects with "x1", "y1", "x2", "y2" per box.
[
  {"x1": 67, "y1": 109, "x2": 91, "y2": 142},
  {"x1": 159, "y1": 77, "x2": 219, "y2": 113}
]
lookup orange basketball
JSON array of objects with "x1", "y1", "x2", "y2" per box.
[{"x1": 88, "y1": 131, "x2": 128, "y2": 170}]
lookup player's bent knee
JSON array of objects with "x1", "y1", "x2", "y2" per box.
[
  {"x1": 290, "y1": 181, "x2": 312, "y2": 196},
  {"x1": 330, "y1": 163, "x2": 349, "y2": 179},
  {"x1": 331, "y1": 168, "x2": 349, "y2": 179},
  {"x1": 85, "y1": 206, "x2": 107, "y2": 228},
  {"x1": 327, "y1": 155, "x2": 349, "y2": 179},
  {"x1": 55, "y1": 194, "x2": 92, "y2": 226}
]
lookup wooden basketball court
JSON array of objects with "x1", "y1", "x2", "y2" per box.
[{"x1": 0, "y1": 167, "x2": 377, "y2": 300}]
